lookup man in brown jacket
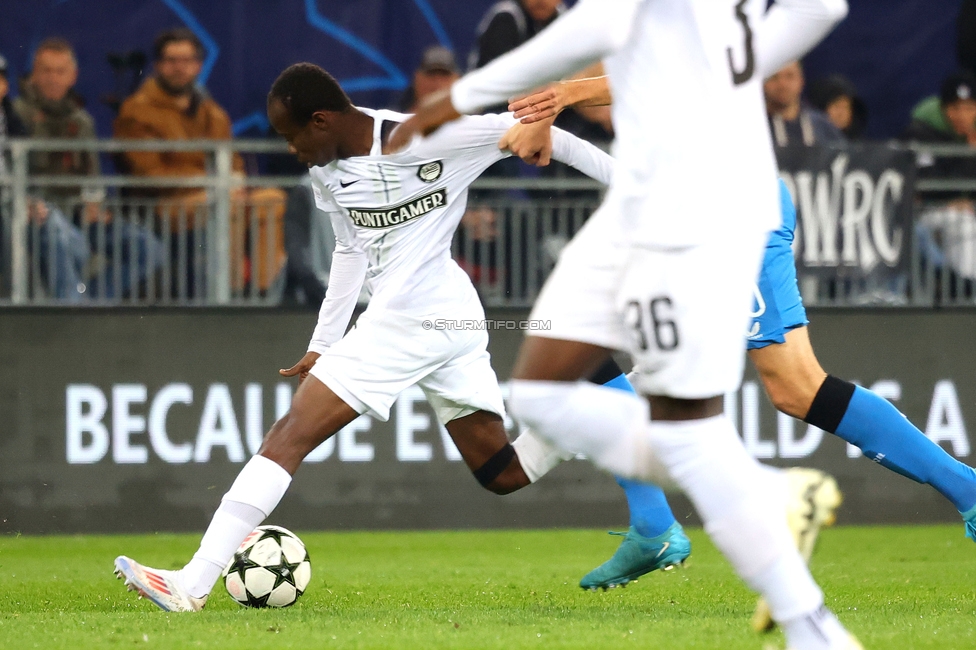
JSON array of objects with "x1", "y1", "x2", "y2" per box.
[{"x1": 115, "y1": 28, "x2": 284, "y2": 298}]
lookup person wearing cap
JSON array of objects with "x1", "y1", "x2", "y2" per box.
[
  {"x1": 395, "y1": 47, "x2": 501, "y2": 294},
  {"x1": 764, "y1": 61, "x2": 845, "y2": 146},
  {"x1": 904, "y1": 72, "x2": 976, "y2": 298},
  {"x1": 904, "y1": 71, "x2": 976, "y2": 146},
  {"x1": 398, "y1": 46, "x2": 461, "y2": 113}
]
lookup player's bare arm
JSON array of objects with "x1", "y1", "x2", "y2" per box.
[
  {"x1": 509, "y1": 76, "x2": 613, "y2": 124},
  {"x1": 498, "y1": 118, "x2": 556, "y2": 166},
  {"x1": 389, "y1": 1, "x2": 640, "y2": 155}
]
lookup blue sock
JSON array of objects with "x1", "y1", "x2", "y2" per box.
[
  {"x1": 614, "y1": 476, "x2": 677, "y2": 538},
  {"x1": 814, "y1": 378, "x2": 976, "y2": 513},
  {"x1": 595, "y1": 367, "x2": 677, "y2": 538}
]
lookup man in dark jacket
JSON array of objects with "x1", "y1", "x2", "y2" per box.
[
  {"x1": 468, "y1": 0, "x2": 565, "y2": 72},
  {"x1": 765, "y1": 61, "x2": 845, "y2": 146},
  {"x1": 15, "y1": 38, "x2": 162, "y2": 300},
  {"x1": 1, "y1": 50, "x2": 92, "y2": 302}
]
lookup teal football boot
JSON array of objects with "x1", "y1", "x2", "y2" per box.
[
  {"x1": 961, "y1": 503, "x2": 976, "y2": 542},
  {"x1": 580, "y1": 522, "x2": 691, "y2": 590}
]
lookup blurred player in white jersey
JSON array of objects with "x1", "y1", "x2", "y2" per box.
[
  {"x1": 113, "y1": 62, "x2": 617, "y2": 613},
  {"x1": 509, "y1": 71, "x2": 976, "y2": 627},
  {"x1": 393, "y1": 1, "x2": 857, "y2": 648}
]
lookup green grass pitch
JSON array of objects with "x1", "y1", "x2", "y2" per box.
[{"x1": 1, "y1": 525, "x2": 974, "y2": 649}]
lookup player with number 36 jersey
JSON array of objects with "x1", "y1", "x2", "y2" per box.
[{"x1": 396, "y1": 1, "x2": 858, "y2": 648}]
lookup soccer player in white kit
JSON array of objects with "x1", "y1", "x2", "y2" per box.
[
  {"x1": 113, "y1": 63, "x2": 614, "y2": 612},
  {"x1": 393, "y1": 1, "x2": 858, "y2": 648}
]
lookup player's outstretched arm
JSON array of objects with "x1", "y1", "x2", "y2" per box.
[
  {"x1": 497, "y1": 116, "x2": 612, "y2": 183},
  {"x1": 498, "y1": 118, "x2": 557, "y2": 166},
  {"x1": 757, "y1": 0, "x2": 848, "y2": 77},
  {"x1": 386, "y1": 0, "x2": 639, "y2": 153},
  {"x1": 509, "y1": 76, "x2": 613, "y2": 124},
  {"x1": 386, "y1": 89, "x2": 461, "y2": 154},
  {"x1": 549, "y1": 127, "x2": 614, "y2": 185}
]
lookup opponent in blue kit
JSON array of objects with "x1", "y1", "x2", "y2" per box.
[{"x1": 583, "y1": 181, "x2": 976, "y2": 603}]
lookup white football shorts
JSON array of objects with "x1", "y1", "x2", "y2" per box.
[
  {"x1": 309, "y1": 298, "x2": 506, "y2": 424},
  {"x1": 530, "y1": 204, "x2": 767, "y2": 398}
]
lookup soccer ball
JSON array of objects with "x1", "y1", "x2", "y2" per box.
[{"x1": 223, "y1": 525, "x2": 311, "y2": 608}]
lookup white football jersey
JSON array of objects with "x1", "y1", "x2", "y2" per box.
[
  {"x1": 306, "y1": 107, "x2": 614, "y2": 352},
  {"x1": 602, "y1": 0, "x2": 780, "y2": 247},
  {"x1": 450, "y1": 0, "x2": 846, "y2": 248}
]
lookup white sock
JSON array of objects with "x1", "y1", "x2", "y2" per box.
[
  {"x1": 180, "y1": 455, "x2": 292, "y2": 598},
  {"x1": 511, "y1": 427, "x2": 574, "y2": 483},
  {"x1": 508, "y1": 379, "x2": 653, "y2": 480},
  {"x1": 646, "y1": 415, "x2": 825, "y2": 622},
  {"x1": 781, "y1": 605, "x2": 852, "y2": 650}
]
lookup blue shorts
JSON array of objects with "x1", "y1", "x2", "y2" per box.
[{"x1": 746, "y1": 181, "x2": 808, "y2": 350}]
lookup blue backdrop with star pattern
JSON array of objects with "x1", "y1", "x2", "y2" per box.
[{"x1": 0, "y1": 0, "x2": 965, "y2": 140}]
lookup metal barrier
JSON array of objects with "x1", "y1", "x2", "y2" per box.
[
  {"x1": 0, "y1": 139, "x2": 301, "y2": 305},
  {"x1": 1, "y1": 139, "x2": 975, "y2": 308}
]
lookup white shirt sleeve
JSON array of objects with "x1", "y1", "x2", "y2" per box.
[
  {"x1": 451, "y1": 0, "x2": 643, "y2": 114},
  {"x1": 421, "y1": 113, "x2": 614, "y2": 186},
  {"x1": 757, "y1": 0, "x2": 848, "y2": 77},
  {"x1": 549, "y1": 127, "x2": 615, "y2": 185},
  {"x1": 306, "y1": 182, "x2": 368, "y2": 355}
]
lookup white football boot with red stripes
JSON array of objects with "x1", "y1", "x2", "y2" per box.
[{"x1": 114, "y1": 556, "x2": 208, "y2": 612}]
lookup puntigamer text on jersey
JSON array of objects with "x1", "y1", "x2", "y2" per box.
[{"x1": 347, "y1": 188, "x2": 447, "y2": 229}]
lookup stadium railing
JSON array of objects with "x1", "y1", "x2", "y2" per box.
[{"x1": 1, "y1": 139, "x2": 974, "y2": 308}]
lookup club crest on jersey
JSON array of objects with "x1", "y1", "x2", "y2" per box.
[
  {"x1": 347, "y1": 188, "x2": 447, "y2": 229},
  {"x1": 417, "y1": 161, "x2": 443, "y2": 183}
]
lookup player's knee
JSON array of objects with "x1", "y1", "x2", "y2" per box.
[
  {"x1": 763, "y1": 377, "x2": 817, "y2": 420},
  {"x1": 763, "y1": 379, "x2": 795, "y2": 415},
  {"x1": 483, "y1": 470, "x2": 526, "y2": 495},
  {"x1": 472, "y1": 443, "x2": 529, "y2": 495}
]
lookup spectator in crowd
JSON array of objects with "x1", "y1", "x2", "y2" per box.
[
  {"x1": 395, "y1": 46, "x2": 502, "y2": 294},
  {"x1": 765, "y1": 61, "x2": 845, "y2": 146},
  {"x1": 903, "y1": 72, "x2": 976, "y2": 301},
  {"x1": 904, "y1": 71, "x2": 976, "y2": 146},
  {"x1": 398, "y1": 46, "x2": 461, "y2": 113},
  {"x1": 0, "y1": 51, "x2": 89, "y2": 302},
  {"x1": 807, "y1": 74, "x2": 867, "y2": 140},
  {"x1": 115, "y1": 28, "x2": 284, "y2": 298},
  {"x1": 469, "y1": 0, "x2": 611, "y2": 142},
  {"x1": 469, "y1": 0, "x2": 565, "y2": 75},
  {"x1": 14, "y1": 38, "x2": 162, "y2": 300}
]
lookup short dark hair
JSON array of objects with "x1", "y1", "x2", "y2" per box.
[
  {"x1": 268, "y1": 63, "x2": 352, "y2": 125},
  {"x1": 35, "y1": 37, "x2": 77, "y2": 66},
  {"x1": 153, "y1": 27, "x2": 204, "y2": 61}
]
